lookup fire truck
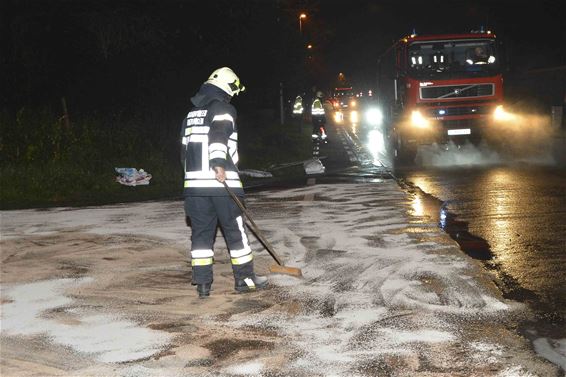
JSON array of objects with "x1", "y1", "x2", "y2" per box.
[
  {"x1": 377, "y1": 31, "x2": 507, "y2": 161},
  {"x1": 332, "y1": 86, "x2": 357, "y2": 109}
]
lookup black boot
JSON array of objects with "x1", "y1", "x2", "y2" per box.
[
  {"x1": 196, "y1": 283, "x2": 211, "y2": 298},
  {"x1": 234, "y1": 274, "x2": 268, "y2": 293}
]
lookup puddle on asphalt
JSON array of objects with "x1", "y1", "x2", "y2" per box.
[
  {"x1": 438, "y1": 204, "x2": 493, "y2": 261},
  {"x1": 405, "y1": 184, "x2": 494, "y2": 261}
]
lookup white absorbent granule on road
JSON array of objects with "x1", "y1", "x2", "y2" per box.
[
  {"x1": 496, "y1": 365, "x2": 538, "y2": 377},
  {"x1": 220, "y1": 183, "x2": 518, "y2": 375},
  {"x1": 1, "y1": 278, "x2": 171, "y2": 363},
  {"x1": 223, "y1": 361, "x2": 264, "y2": 375}
]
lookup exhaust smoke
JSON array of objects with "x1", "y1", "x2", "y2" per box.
[{"x1": 415, "y1": 111, "x2": 562, "y2": 167}]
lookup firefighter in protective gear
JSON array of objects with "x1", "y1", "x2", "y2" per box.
[
  {"x1": 311, "y1": 91, "x2": 328, "y2": 141},
  {"x1": 292, "y1": 95, "x2": 304, "y2": 116},
  {"x1": 180, "y1": 67, "x2": 268, "y2": 298}
]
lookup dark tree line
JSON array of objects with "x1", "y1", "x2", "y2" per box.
[
  {"x1": 0, "y1": 1, "x2": 328, "y2": 207},
  {"x1": 1, "y1": 0, "x2": 320, "y2": 119},
  {"x1": 1, "y1": 0, "x2": 333, "y2": 178},
  {"x1": 2, "y1": 0, "x2": 564, "y2": 165}
]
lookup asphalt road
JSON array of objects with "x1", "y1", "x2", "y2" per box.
[
  {"x1": 317, "y1": 105, "x2": 566, "y2": 360},
  {"x1": 1, "y1": 107, "x2": 563, "y2": 375}
]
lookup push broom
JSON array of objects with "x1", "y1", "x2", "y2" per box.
[{"x1": 222, "y1": 181, "x2": 303, "y2": 277}]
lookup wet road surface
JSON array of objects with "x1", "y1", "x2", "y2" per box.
[
  {"x1": 397, "y1": 166, "x2": 566, "y2": 309},
  {"x1": 1, "y1": 109, "x2": 563, "y2": 375},
  {"x1": 396, "y1": 166, "x2": 566, "y2": 346},
  {"x1": 315, "y1": 106, "x2": 566, "y2": 365}
]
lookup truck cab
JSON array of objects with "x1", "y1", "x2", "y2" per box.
[
  {"x1": 332, "y1": 87, "x2": 357, "y2": 109},
  {"x1": 378, "y1": 32, "x2": 505, "y2": 161}
]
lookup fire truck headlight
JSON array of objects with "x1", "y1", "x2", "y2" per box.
[
  {"x1": 411, "y1": 110, "x2": 429, "y2": 128},
  {"x1": 350, "y1": 110, "x2": 359, "y2": 123},
  {"x1": 493, "y1": 105, "x2": 514, "y2": 122},
  {"x1": 366, "y1": 107, "x2": 383, "y2": 126},
  {"x1": 350, "y1": 100, "x2": 357, "y2": 107}
]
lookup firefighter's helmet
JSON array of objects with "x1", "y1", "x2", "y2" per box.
[
  {"x1": 316, "y1": 91, "x2": 324, "y2": 98},
  {"x1": 206, "y1": 67, "x2": 245, "y2": 96}
]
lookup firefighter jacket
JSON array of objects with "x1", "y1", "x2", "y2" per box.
[
  {"x1": 181, "y1": 83, "x2": 244, "y2": 197},
  {"x1": 311, "y1": 98, "x2": 325, "y2": 116}
]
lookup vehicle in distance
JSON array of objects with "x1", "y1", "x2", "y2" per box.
[{"x1": 332, "y1": 87, "x2": 358, "y2": 109}]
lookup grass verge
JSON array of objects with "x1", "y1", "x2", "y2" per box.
[{"x1": 1, "y1": 115, "x2": 312, "y2": 209}]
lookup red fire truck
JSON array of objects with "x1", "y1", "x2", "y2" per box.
[
  {"x1": 377, "y1": 31, "x2": 506, "y2": 161},
  {"x1": 332, "y1": 86, "x2": 357, "y2": 109}
]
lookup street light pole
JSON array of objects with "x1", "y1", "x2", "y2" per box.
[{"x1": 299, "y1": 13, "x2": 307, "y2": 34}]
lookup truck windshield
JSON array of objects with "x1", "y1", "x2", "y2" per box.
[
  {"x1": 407, "y1": 39, "x2": 499, "y2": 78},
  {"x1": 334, "y1": 90, "x2": 354, "y2": 97}
]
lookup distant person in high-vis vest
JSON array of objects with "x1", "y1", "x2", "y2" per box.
[
  {"x1": 311, "y1": 91, "x2": 328, "y2": 142},
  {"x1": 293, "y1": 95, "x2": 304, "y2": 116}
]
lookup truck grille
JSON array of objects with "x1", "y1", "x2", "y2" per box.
[
  {"x1": 426, "y1": 106, "x2": 492, "y2": 117},
  {"x1": 420, "y1": 84, "x2": 494, "y2": 100}
]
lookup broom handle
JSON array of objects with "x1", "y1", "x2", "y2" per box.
[{"x1": 222, "y1": 181, "x2": 284, "y2": 266}]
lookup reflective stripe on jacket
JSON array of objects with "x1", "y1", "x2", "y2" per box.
[
  {"x1": 311, "y1": 98, "x2": 325, "y2": 115},
  {"x1": 181, "y1": 96, "x2": 243, "y2": 197}
]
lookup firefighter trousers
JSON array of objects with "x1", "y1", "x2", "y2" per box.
[{"x1": 184, "y1": 195, "x2": 254, "y2": 285}]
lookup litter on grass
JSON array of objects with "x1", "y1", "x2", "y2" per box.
[
  {"x1": 304, "y1": 158, "x2": 325, "y2": 175},
  {"x1": 115, "y1": 168, "x2": 152, "y2": 186}
]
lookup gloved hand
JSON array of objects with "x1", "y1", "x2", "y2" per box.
[{"x1": 214, "y1": 166, "x2": 226, "y2": 182}]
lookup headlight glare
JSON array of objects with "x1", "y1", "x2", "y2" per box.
[
  {"x1": 411, "y1": 110, "x2": 429, "y2": 128},
  {"x1": 366, "y1": 108, "x2": 383, "y2": 126},
  {"x1": 493, "y1": 105, "x2": 514, "y2": 121},
  {"x1": 350, "y1": 110, "x2": 358, "y2": 123}
]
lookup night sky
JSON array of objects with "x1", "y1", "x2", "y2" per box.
[
  {"x1": 317, "y1": 0, "x2": 566, "y2": 88},
  {"x1": 2, "y1": 0, "x2": 565, "y2": 115}
]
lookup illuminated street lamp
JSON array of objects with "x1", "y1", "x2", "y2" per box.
[
  {"x1": 299, "y1": 13, "x2": 307, "y2": 34},
  {"x1": 307, "y1": 44, "x2": 313, "y2": 49}
]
